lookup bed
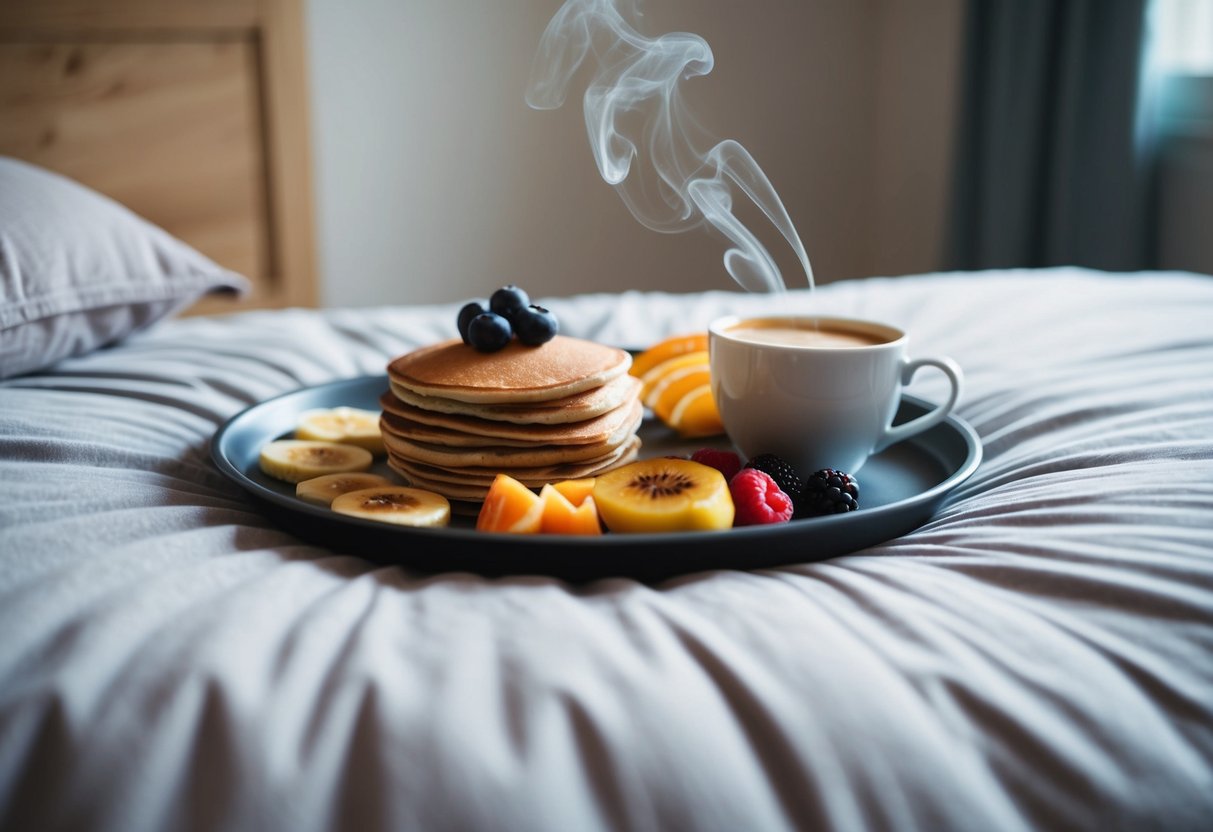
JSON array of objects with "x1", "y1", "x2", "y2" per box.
[
  {"x1": 2, "y1": 180, "x2": 1212, "y2": 829},
  {"x1": 3, "y1": 5, "x2": 1213, "y2": 825}
]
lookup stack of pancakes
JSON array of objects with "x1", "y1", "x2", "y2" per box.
[{"x1": 381, "y1": 335, "x2": 642, "y2": 505}]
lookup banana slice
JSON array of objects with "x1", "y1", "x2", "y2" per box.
[
  {"x1": 296, "y1": 407, "x2": 386, "y2": 455},
  {"x1": 331, "y1": 486, "x2": 451, "y2": 527},
  {"x1": 296, "y1": 472, "x2": 394, "y2": 507},
  {"x1": 259, "y1": 440, "x2": 374, "y2": 484}
]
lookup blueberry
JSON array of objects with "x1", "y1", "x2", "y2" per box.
[
  {"x1": 513, "y1": 304, "x2": 559, "y2": 346},
  {"x1": 467, "y1": 312, "x2": 512, "y2": 352},
  {"x1": 489, "y1": 285, "x2": 530, "y2": 322},
  {"x1": 457, "y1": 299, "x2": 489, "y2": 344}
]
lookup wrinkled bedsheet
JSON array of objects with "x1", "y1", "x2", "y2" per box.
[{"x1": 2, "y1": 268, "x2": 1211, "y2": 831}]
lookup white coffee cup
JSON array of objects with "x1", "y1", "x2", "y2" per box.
[{"x1": 708, "y1": 315, "x2": 962, "y2": 474}]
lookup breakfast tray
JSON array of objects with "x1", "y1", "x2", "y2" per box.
[{"x1": 212, "y1": 375, "x2": 982, "y2": 581}]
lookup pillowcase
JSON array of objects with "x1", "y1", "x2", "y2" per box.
[{"x1": 0, "y1": 156, "x2": 250, "y2": 379}]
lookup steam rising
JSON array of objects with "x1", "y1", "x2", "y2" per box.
[{"x1": 526, "y1": 0, "x2": 814, "y2": 292}]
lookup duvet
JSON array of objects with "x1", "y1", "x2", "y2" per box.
[{"x1": 1, "y1": 268, "x2": 1211, "y2": 831}]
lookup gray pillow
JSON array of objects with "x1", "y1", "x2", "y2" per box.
[{"x1": 0, "y1": 157, "x2": 250, "y2": 379}]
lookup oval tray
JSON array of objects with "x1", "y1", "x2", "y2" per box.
[{"x1": 212, "y1": 375, "x2": 981, "y2": 582}]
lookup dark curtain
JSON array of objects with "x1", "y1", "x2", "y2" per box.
[{"x1": 948, "y1": 0, "x2": 1153, "y2": 271}]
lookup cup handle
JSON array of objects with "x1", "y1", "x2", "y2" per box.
[{"x1": 873, "y1": 356, "x2": 963, "y2": 453}]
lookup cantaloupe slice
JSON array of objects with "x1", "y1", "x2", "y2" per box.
[
  {"x1": 476, "y1": 474, "x2": 543, "y2": 533},
  {"x1": 552, "y1": 478, "x2": 596, "y2": 506},
  {"x1": 539, "y1": 484, "x2": 602, "y2": 535}
]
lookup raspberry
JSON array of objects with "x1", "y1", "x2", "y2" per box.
[
  {"x1": 799, "y1": 468, "x2": 859, "y2": 517},
  {"x1": 729, "y1": 468, "x2": 794, "y2": 526},
  {"x1": 691, "y1": 448, "x2": 742, "y2": 482}
]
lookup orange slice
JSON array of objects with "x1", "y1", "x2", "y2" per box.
[
  {"x1": 477, "y1": 473, "x2": 543, "y2": 533},
  {"x1": 652, "y1": 366, "x2": 712, "y2": 423},
  {"x1": 638, "y1": 350, "x2": 710, "y2": 404},
  {"x1": 668, "y1": 384, "x2": 725, "y2": 438},
  {"x1": 539, "y1": 484, "x2": 603, "y2": 535},
  {"x1": 630, "y1": 333, "x2": 709, "y2": 380}
]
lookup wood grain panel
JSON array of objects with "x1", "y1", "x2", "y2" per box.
[
  {"x1": 259, "y1": 0, "x2": 317, "y2": 308},
  {"x1": 0, "y1": 41, "x2": 268, "y2": 283},
  {"x1": 0, "y1": 0, "x2": 317, "y2": 314},
  {"x1": 0, "y1": 0, "x2": 258, "y2": 34}
]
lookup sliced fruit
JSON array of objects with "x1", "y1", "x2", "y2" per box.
[
  {"x1": 296, "y1": 407, "x2": 386, "y2": 455},
  {"x1": 651, "y1": 365, "x2": 712, "y2": 422},
  {"x1": 476, "y1": 473, "x2": 544, "y2": 533},
  {"x1": 539, "y1": 484, "x2": 603, "y2": 535},
  {"x1": 667, "y1": 384, "x2": 725, "y2": 438},
  {"x1": 638, "y1": 350, "x2": 710, "y2": 404},
  {"x1": 630, "y1": 332, "x2": 709, "y2": 379},
  {"x1": 296, "y1": 472, "x2": 394, "y2": 507},
  {"x1": 552, "y1": 478, "x2": 596, "y2": 506},
  {"x1": 259, "y1": 440, "x2": 374, "y2": 484},
  {"x1": 331, "y1": 486, "x2": 450, "y2": 527},
  {"x1": 592, "y1": 458, "x2": 734, "y2": 533}
]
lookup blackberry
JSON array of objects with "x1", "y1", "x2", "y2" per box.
[
  {"x1": 744, "y1": 454, "x2": 804, "y2": 501},
  {"x1": 798, "y1": 468, "x2": 860, "y2": 517}
]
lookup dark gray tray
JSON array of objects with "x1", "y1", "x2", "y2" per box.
[{"x1": 212, "y1": 375, "x2": 981, "y2": 582}]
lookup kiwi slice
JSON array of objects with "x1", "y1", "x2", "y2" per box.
[{"x1": 592, "y1": 458, "x2": 734, "y2": 533}]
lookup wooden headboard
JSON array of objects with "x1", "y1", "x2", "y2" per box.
[{"x1": 0, "y1": 0, "x2": 317, "y2": 313}]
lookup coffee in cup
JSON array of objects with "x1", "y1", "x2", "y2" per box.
[
  {"x1": 708, "y1": 315, "x2": 962, "y2": 474},
  {"x1": 724, "y1": 320, "x2": 886, "y2": 349}
]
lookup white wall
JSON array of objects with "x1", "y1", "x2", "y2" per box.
[{"x1": 306, "y1": 0, "x2": 963, "y2": 307}]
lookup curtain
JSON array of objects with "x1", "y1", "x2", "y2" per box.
[{"x1": 948, "y1": 0, "x2": 1153, "y2": 271}]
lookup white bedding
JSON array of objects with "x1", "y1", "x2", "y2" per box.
[{"x1": 1, "y1": 268, "x2": 1211, "y2": 831}]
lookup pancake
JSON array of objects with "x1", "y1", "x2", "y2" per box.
[
  {"x1": 381, "y1": 333, "x2": 646, "y2": 504},
  {"x1": 387, "y1": 373, "x2": 641, "y2": 425},
  {"x1": 388, "y1": 336, "x2": 631, "y2": 404},
  {"x1": 388, "y1": 439, "x2": 641, "y2": 501},
  {"x1": 387, "y1": 436, "x2": 642, "y2": 487},
  {"x1": 380, "y1": 393, "x2": 643, "y2": 446},
  {"x1": 379, "y1": 413, "x2": 550, "y2": 449},
  {"x1": 380, "y1": 405, "x2": 642, "y2": 468},
  {"x1": 383, "y1": 466, "x2": 505, "y2": 503}
]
